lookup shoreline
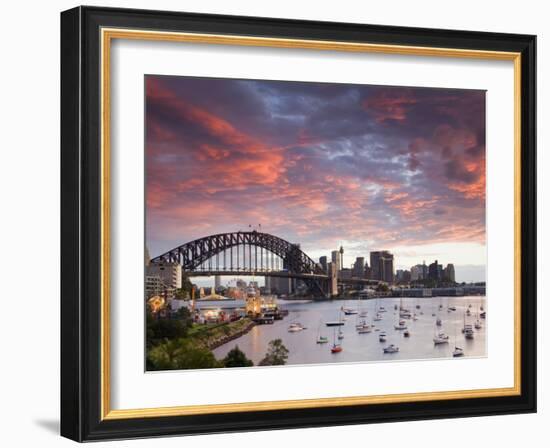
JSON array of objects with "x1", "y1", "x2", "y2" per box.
[{"x1": 191, "y1": 318, "x2": 256, "y2": 351}]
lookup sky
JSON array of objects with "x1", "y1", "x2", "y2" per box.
[{"x1": 145, "y1": 75, "x2": 486, "y2": 283}]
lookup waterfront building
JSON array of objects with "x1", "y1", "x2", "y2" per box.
[
  {"x1": 364, "y1": 263, "x2": 371, "y2": 279},
  {"x1": 340, "y1": 268, "x2": 352, "y2": 280},
  {"x1": 146, "y1": 262, "x2": 182, "y2": 290},
  {"x1": 370, "y1": 251, "x2": 394, "y2": 283},
  {"x1": 352, "y1": 257, "x2": 365, "y2": 278},
  {"x1": 270, "y1": 276, "x2": 294, "y2": 295},
  {"x1": 432, "y1": 287, "x2": 464, "y2": 297},
  {"x1": 329, "y1": 262, "x2": 338, "y2": 296},
  {"x1": 428, "y1": 260, "x2": 443, "y2": 281},
  {"x1": 398, "y1": 288, "x2": 432, "y2": 298},
  {"x1": 396, "y1": 269, "x2": 411, "y2": 283},
  {"x1": 331, "y1": 250, "x2": 340, "y2": 271},
  {"x1": 144, "y1": 246, "x2": 150, "y2": 267},
  {"x1": 445, "y1": 264, "x2": 456, "y2": 282},
  {"x1": 145, "y1": 274, "x2": 164, "y2": 299},
  {"x1": 410, "y1": 264, "x2": 425, "y2": 281},
  {"x1": 264, "y1": 276, "x2": 272, "y2": 293},
  {"x1": 358, "y1": 288, "x2": 377, "y2": 300},
  {"x1": 380, "y1": 256, "x2": 394, "y2": 283},
  {"x1": 463, "y1": 285, "x2": 486, "y2": 295},
  {"x1": 319, "y1": 256, "x2": 328, "y2": 273}
]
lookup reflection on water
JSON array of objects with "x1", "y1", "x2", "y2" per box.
[{"x1": 213, "y1": 296, "x2": 486, "y2": 366}]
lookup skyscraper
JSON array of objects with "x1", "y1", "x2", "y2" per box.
[
  {"x1": 319, "y1": 256, "x2": 328, "y2": 273},
  {"x1": 380, "y1": 256, "x2": 394, "y2": 283},
  {"x1": 428, "y1": 260, "x2": 443, "y2": 280},
  {"x1": 331, "y1": 250, "x2": 340, "y2": 271},
  {"x1": 352, "y1": 257, "x2": 365, "y2": 278},
  {"x1": 445, "y1": 264, "x2": 456, "y2": 282},
  {"x1": 370, "y1": 250, "x2": 394, "y2": 282},
  {"x1": 214, "y1": 275, "x2": 221, "y2": 290}
]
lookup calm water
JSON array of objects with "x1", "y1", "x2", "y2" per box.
[{"x1": 213, "y1": 296, "x2": 486, "y2": 366}]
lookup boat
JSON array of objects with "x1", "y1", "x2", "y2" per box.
[
  {"x1": 338, "y1": 329, "x2": 345, "y2": 340},
  {"x1": 288, "y1": 322, "x2": 306, "y2": 333},
  {"x1": 373, "y1": 313, "x2": 383, "y2": 321},
  {"x1": 394, "y1": 304, "x2": 398, "y2": 310},
  {"x1": 404, "y1": 330, "x2": 411, "y2": 338},
  {"x1": 379, "y1": 332, "x2": 387, "y2": 342},
  {"x1": 463, "y1": 325, "x2": 474, "y2": 339},
  {"x1": 327, "y1": 309, "x2": 345, "y2": 327},
  {"x1": 448, "y1": 306, "x2": 456, "y2": 311},
  {"x1": 466, "y1": 308, "x2": 471, "y2": 316},
  {"x1": 436, "y1": 317, "x2": 442, "y2": 326},
  {"x1": 480, "y1": 311, "x2": 486, "y2": 319},
  {"x1": 453, "y1": 346, "x2": 464, "y2": 357},
  {"x1": 480, "y1": 305, "x2": 485, "y2": 311},
  {"x1": 359, "y1": 311, "x2": 368, "y2": 318},
  {"x1": 452, "y1": 328, "x2": 464, "y2": 357},
  {"x1": 343, "y1": 308, "x2": 358, "y2": 315},
  {"x1": 383, "y1": 344, "x2": 399, "y2": 353},
  {"x1": 433, "y1": 331, "x2": 450, "y2": 344},
  {"x1": 462, "y1": 313, "x2": 475, "y2": 339},
  {"x1": 468, "y1": 304, "x2": 472, "y2": 308},
  {"x1": 412, "y1": 313, "x2": 418, "y2": 321},
  {"x1": 358, "y1": 325, "x2": 372, "y2": 334},
  {"x1": 330, "y1": 328, "x2": 343, "y2": 353},
  {"x1": 355, "y1": 319, "x2": 368, "y2": 329},
  {"x1": 316, "y1": 321, "x2": 328, "y2": 343},
  {"x1": 398, "y1": 298, "x2": 411, "y2": 318},
  {"x1": 394, "y1": 319, "x2": 408, "y2": 330},
  {"x1": 378, "y1": 306, "x2": 387, "y2": 313},
  {"x1": 326, "y1": 320, "x2": 344, "y2": 327},
  {"x1": 474, "y1": 319, "x2": 482, "y2": 330}
]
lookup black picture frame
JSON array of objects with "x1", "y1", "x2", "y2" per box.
[{"x1": 61, "y1": 5, "x2": 536, "y2": 442}]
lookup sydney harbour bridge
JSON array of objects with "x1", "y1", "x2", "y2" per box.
[{"x1": 150, "y1": 231, "x2": 379, "y2": 297}]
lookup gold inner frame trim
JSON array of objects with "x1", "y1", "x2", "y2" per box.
[{"x1": 100, "y1": 27, "x2": 522, "y2": 420}]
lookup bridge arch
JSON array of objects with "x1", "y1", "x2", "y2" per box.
[{"x1": 150, "y1": 231, "x2": 326, "y2": 277}]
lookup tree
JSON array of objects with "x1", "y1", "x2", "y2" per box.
[
  {"x1": 175, "y1": 306, "x2": 193, "y2": 327},
  {"x1": 147, "y1": 339, "x2": 220, "y2": 370},
  {"x1": 146, "y1": 311, "x2": 189, "y2": 346},
  {"x1": 259, "y1": 339, "x2": 289, "y2": 366},
  {"x1": 222, "y1": 346, "x2": 253, "y2": 368}
]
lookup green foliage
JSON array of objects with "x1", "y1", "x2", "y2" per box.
[
  {"x1": 259, "y1": 339, "x2": 289, "y2": 366},
  {"x1": 222, "y1": 346, "x2": 253, "y2": 368},
  {"x1": 376, "y1": 283, "x2": 389, "y2": 292},
  {"x1": 147, "y1": 339, "x2": 220, "y2": 370},
  {"x1": 146, "y1": 310, "x2": 191, "y2": 347},
  {"x1": 175, "y1": 306, "x2": 192, "y2": 322}
]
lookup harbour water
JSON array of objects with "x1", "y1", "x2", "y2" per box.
[{"x1": 213, "y1": 296, "x2": 486, "y2": 366}]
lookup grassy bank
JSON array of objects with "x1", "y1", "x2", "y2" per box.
[{"x1": 189, "y1": 318, "x2": 256, "y2": 350}]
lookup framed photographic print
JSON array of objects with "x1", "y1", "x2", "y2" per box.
[{"x1": 60, "y1": 6, "x2": 536, "y2": 442}]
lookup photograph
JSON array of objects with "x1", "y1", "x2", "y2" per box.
[{"x1": 144, "y1": 75, "x2": 488, "y2": 371}]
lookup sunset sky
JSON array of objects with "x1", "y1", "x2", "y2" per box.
[{"x1": 145, "y1": 75, "x2": 486, "y2": 282}]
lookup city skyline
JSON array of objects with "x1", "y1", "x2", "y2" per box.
[{"x1": 146, "y1": 75, "x2": 486, "y2": 283}]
